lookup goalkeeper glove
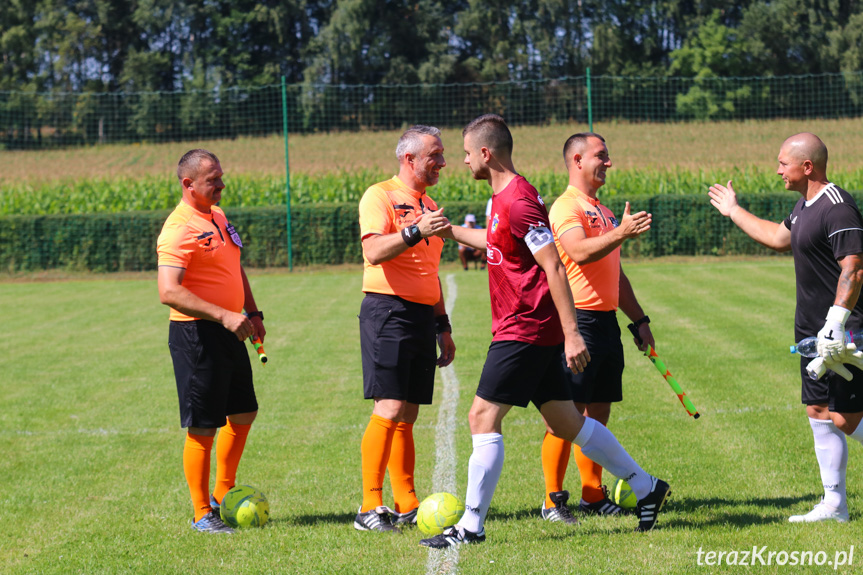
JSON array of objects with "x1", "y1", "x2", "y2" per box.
[{"x1": 817, "y1": 305, "x2": 850, "y2": 362}]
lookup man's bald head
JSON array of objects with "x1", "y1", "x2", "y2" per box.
[{"x1": 780, "y1": 133, "x2": 828, "y2": 172}]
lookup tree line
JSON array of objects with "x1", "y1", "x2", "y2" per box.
[{"x1": 2, "y1": 0, "x2": 862, "y2": 94}]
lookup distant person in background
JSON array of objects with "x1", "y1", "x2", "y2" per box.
[
  {"x1": 355, "y1": 125, "x2": 456, "y2": 532},
  {"x1": 541, "y1": 132, "x2": 654, "y2": 523},
  {"x1": 458, "y1": 213, "x2": 487, "y2": 270},
  {"x1": 157, "y1": 149, "x2": 266, "y2": 534},
  {"x1": 709, "y1": 133, "x2": 863, "y2": 523}
]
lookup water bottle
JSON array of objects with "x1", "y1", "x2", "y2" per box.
[{"x1": 790, "y1": 330, "x2": 863, "y2": 357}]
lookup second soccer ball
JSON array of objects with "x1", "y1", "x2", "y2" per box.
[
  {"x1": 611, "y1": 478, "x2": 637, "y2": 510},
  {"x1": 417, "y1": 492, "x2": 465, "y2": 536}
]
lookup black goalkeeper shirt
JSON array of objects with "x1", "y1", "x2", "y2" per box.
[{"x1": 783, "y1": 183, "x2": 863, "y2": 341}]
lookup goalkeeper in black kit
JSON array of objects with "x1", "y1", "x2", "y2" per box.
[{"x1": 709, "y1": 132, "x2": 863, "y2": 523}]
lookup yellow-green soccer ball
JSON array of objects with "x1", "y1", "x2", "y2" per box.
[
  {"x1": 220, "y1": 485, "x2": 270, "y2": 528},
  {"x1": 611, "y1": 478, "x2": 637, "y2": 510},
  {"x1": 417, "y1": 492, "x2": 465, "y2": 536}
]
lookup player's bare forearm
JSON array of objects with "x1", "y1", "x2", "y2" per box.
[
  {"x1": 241, "y1": 266, "x2": 266, "y2": 340},
  {"x1": 617, "y1": 270, "x2": 643, "y2": 321},
  {"x1": 362, "y1": 232, "x2": 411, "y2": 264},
  {"x1": 709, "y1": 181, "x2": 791, "y2": 251},
  {"x1": 559, "y1": 227, "x2": 622, "y2": 265},
  {"x1": 433, "y1": 277, "x2": 447, "y2": 317},
  {"x1": 534, "y1": 245, "x2": 578, "y2": 333},
  {"x1": 835, "y1": 254, "x2": 863, "y2": 310},
  {"x1": 364, "y1": 210, "x2": 451, "y2": 264},
  {"x1": 533, "y1": 244, "x2": 589, "y2": 371},
  {"x1": 446, "y1": 226, "x2": 486, "y2": 250},
  {"x1": 618, "y1": 269, "x2": 654, "y2": 351}
]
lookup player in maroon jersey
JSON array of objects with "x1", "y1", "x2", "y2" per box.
[{"x1": 419, "y1": 114, "x2": 670, "y2": 548}]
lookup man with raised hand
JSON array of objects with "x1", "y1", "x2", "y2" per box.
[
  {"x1": 355, "y1": 125, "x2": 456, "y2": 533},
  {"x1": 540, "y1": 133, "x2": 654, "y2": 522},
  {"x1": 157, "y1": 149, "x2": 266, "y2": 534},
  {"x1": 420, "y1": 114, "x2": 670, "y2": 548},
  {"x1": 709, "y1": 133, "x2": 863, "y2": 523}
]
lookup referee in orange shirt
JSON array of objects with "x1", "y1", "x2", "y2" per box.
[
  {"x1": 354, "y1": 125, "x2": 456, "y2": 532},
  {"x1": 541, "y1": 133, "x2": 655, "y2": 521},
  {"x1": 157, "y1": 149, "x2": 265, "y2": 534}
]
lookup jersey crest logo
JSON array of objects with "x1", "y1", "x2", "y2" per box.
[
  {"x1": 585, "y1": 210, "x2": 599, "y2": 225},
  {"x1": 491, "y1": 214, "x2": 499, "y2": 233}
]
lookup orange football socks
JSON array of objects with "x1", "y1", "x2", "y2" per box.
[
  {"x1": 388, "y1": 422, "x2": 420, "y2": 513},
  {"x1": 541, "y1": 431, "x2": 571, "y2": 508},
  {"x1": 361, "y1": 414, "x2": 397, "y2": 512},
  {"x1": 213, "y1": 420, "x2": 252, "y2": 504},
  {"x1": 574, "y1": 442, "x2": 605, "y2": 503},
  {"x1": 183, "y1": 432, "x2": 214, "y2": 523}
]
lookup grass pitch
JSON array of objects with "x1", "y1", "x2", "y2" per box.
[{"x1": 1, "y1": 259, "x2": 861, "y2": 574}]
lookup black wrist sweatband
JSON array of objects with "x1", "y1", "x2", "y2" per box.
[
  {"x1": 435, "y1": 314, "x2": 452, "y2": 334},
  {"x1": 402, "y1": 224, "x2": 423, "y2": 247}
]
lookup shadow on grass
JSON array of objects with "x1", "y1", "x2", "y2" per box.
[
  {"x1": 271, "y1": 512, "x2": 358, "y2": 526},
  {"x1": 491, "y1": 493, "x2": 820, "y2": 536}
]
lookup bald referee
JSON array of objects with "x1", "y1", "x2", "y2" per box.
[{"x1": 354, "y1": 125, "x2": 456, "y2": 533}]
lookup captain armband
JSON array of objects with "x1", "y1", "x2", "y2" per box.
[{"x1": 524, "y1": 226, "x2": 554, "y2": 254}]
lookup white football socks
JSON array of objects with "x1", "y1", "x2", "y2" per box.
[
  {"x1": 574, "y1": 417, "x2": 652, "y2": 499},
  {"x1": 810, "y1": 417, "x2": 848, "y2": 510},
  {"x1": 458, "y1": 433, "x2": 504, "y2": 533}
]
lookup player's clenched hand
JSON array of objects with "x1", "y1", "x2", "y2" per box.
[
  {"x1": 616, "y1": 202, "x2": 651, "y2": 239},
  {"x1": 249, "y1": 314, "x2": 266, "y2": 342},
  {"x1": 564, "y1": 332, "x2": 590, "y2": 373},
  {"x1": 416, "y1": 208, "x2": 451, "y2": 237},
  {"x1": 223, "y1": 311, "x2": 254, "y2": 341},
  {"x1": 437, "y1": 332, "x2": 456, "y2": 367},
  {"x1": 708, "y1": 180, "x2": 739, "y2": 217},
  {"x1": 634, "y1": 323, "x2": 654, "y2": 352}
]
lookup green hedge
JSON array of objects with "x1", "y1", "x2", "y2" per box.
[{"x1": 0, "y1": 194, "x2": 822, "y2": 273}]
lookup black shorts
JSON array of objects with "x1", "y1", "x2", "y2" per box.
[
  {"x1": 359, "y1": 293, "x2": 437, "y2": 405},
  {"x1": 567, "y1": 310, "x2": 625, "y2": 404},
  {"x1": 169, "y1": 320, "x2": 258, "y2": 429},
  {"x1": 799, "y1": 357, "x2": 863, "y2": 413},
  {"x1": 476, "y1": 340, "x2": 572, "y2": 408}
]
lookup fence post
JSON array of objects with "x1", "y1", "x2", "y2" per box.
[
  {"x1": 281, "y1": 76, "x2": 293, "y2": 271},
  {"x1": 586, "y1": 67, "x2": 593, "y2": 132}
]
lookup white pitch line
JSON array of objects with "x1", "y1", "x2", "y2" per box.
[{"x1": 426, "y1": 273, "x2": 462, "y2": 575}]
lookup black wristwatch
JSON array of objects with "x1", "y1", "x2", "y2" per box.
[
  {"x1": 632, "y1": 315, "x2": 650, "y2": 328},
  {"x1": 247, "y1": 311, "x2": 264, "y2": 321}
]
